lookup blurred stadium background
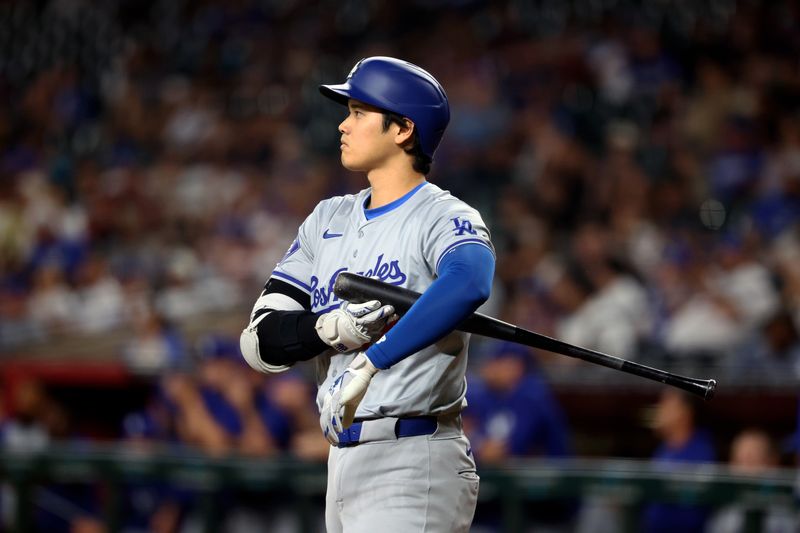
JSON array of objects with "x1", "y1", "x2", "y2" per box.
[{"x1": 0, "y1": 0, "x2": 799, "y2": 531}]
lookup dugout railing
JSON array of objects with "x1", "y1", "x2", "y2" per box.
[{"x1": 1, "y1": 445, "x2": 797, "y2": 533}]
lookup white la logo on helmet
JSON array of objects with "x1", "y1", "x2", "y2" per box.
[{"x1": 346, "y1": 59, "x2": 365, "y2": 80}]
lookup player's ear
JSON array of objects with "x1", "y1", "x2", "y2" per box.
[{"x1": 394, "y1": 118, "x2": 415, "y2": 148}]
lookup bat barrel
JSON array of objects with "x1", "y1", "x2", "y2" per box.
[{"x1": 333, "y1": 273, "x2": 419, "y2": 312}]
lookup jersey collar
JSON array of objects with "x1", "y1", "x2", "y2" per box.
[{"x1": 362, "y1": 181, "x2": 429, "y2": 220}]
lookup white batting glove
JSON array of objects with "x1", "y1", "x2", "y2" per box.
[
  {"x1": 315, "y1": 300, "x2": 395, "y2": 353},
  {"x1": 319, "y1": 352, "x2": 378, "y2": 445}
]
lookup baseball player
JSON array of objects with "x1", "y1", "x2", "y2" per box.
[{"x1": 240, "y1": 56, "x2": 495, "y2": 532}]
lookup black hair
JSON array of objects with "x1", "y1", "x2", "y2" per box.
[{"x1": 382, "y1": 111, "x2": 432, "y2": 175}]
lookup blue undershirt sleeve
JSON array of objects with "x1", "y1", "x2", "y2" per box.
[{"x1": 365, "y1": 243, "x2": 495, "y2": 369}]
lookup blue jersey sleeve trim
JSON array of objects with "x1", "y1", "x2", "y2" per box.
[
  {"x1": 271, "y1": 271, "x2": 312, "y2": 293},
  {"x1": 366, "y1": 244, "x2": 495, "y2": 369},
  {"x1": 315, "y1": 302, "x2": 343, "y2": 315},
  {"x1": 363, "y1": 181, "x2": 428, "y2": 220},
  {"x1": 434, "y1": 238, "x2": 495, "y2": 274}
]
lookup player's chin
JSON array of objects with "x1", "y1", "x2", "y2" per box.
[{"x1": 340, "y1": 153, "x2": 365, "y2": 172}]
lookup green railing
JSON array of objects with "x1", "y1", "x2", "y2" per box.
[{"x1": 2, "y1": 445, "x2": 797, "y2": 532}]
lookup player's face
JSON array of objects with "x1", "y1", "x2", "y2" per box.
[{"x1": 338, "y1": 100, "x2": 399, "y2": 172}]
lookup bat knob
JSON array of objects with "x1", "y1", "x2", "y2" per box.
[{"x1": 703, "y1": 379, "x2": 717, "y2": 401}]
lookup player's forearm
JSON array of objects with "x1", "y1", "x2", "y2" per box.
[
  {"x1": 240, "y1": 278, "x2": 329, "y2": 372},
  {"x1": 252, "y1": 309, "x2": 329, "y2": 365},
  {"x1": 365, "y1": 244, "x2": 495, "y2": 369}
]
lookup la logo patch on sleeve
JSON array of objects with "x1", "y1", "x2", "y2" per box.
[{"x1": 451, "y1": 217, "x2": 477, "y2": 236}]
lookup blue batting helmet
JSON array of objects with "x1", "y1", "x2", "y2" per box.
[{"x1": 319, "y1": 56, "x2": 450, "y2": 159}]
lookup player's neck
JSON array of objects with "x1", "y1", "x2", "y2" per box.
[{"x1": 366, "y1": 164, "x2": 425, "y2": 209}]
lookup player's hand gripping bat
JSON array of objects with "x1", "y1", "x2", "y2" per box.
[{"x1": 333, "y1": 272, "x2": 716, "y2": 400}]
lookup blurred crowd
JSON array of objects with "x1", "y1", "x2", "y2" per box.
[
  {"x1": 1, "y1": 0, "x2": 800, "y2": 530},
  {"x1": 2, "y1": 338, "x2": 798, "y2": 532},
  {"x1": 1, "y1": 0, "x2": 799, "y2": 380},
  {"x1": 1, "y1": 335, "x2": 330, "y2": 532}
]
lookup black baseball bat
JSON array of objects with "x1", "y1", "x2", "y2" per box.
[{"x1": 333, "y1": 272, "x2": 716, "y2": 400}]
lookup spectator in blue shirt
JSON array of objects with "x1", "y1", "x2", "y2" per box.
[
  {"x1": 466, "y1": 341, "x2": 572, "y2": 463},
  {"x1": 466, "y1": 341, "x2": 575, "y2": 530},
  {"x1": 194, "y1": 333, "x2": 285, "y2": 457},
  {"x1": 642, "y1": 389, "x2": 716, "y2": 533}
]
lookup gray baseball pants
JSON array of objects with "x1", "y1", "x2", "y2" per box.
[{"x1": 325, "y1": 415, "x2": 479, "y2": 532}]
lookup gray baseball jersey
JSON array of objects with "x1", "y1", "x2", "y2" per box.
[{"x1": 269, "y1": 181, "x2": 494, "y2": 418}]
